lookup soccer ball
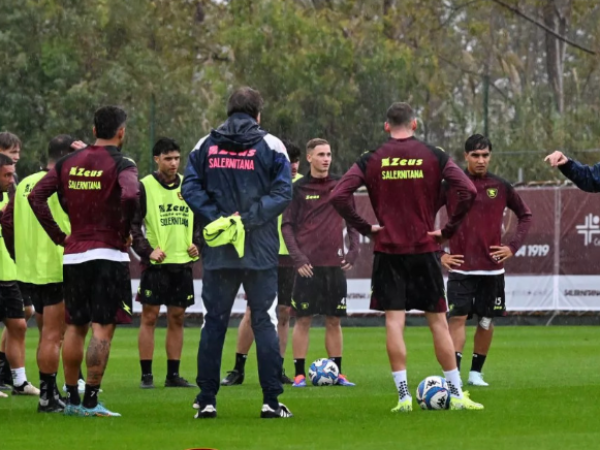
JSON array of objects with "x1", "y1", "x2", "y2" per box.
[
  {"x1": 308, "y1": 358, "x2": 339, "y2": 386},
  {"x1": 416, "y1": 376, "x2": 450, "y2": 410}
]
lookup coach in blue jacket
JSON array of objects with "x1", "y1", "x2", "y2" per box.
[
  {"x1": 545, "y1": 150, "x2": 600, "y2": 191},
  {"x1": 182, "y1": 87, "x2": 293, "y2": 419}
]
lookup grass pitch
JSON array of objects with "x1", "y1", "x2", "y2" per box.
[{"x1": 2, "y1": 325, "x2": 600, "y2": 450}]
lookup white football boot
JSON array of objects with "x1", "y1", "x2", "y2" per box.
[{"x1": 467, "y1": 371, "x2": 489, "y2": 386}]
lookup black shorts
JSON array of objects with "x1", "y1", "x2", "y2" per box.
[
  {"x1": 63, "y1": 260, "x2": 132, "y2": 326},
  {"x1": 18, "y1": 282, "x2": 63, "y2": 315},
  {"x1": 447, "y1": 273, "x2": 506, "y2": 319},
  {"x1": 370, "y1": 252, "x2": 447, "y2": 313},
  {"x1": 292, "y1": 267, "x2": 347, "y2": 317},
  {"x1": 22, "y1": 291, "x2": 33, "y2": 308},
  {"x1": 277, "y1": 266, "x2": 295, "y2": 307},
  {"x1": 137, "y1": 265, "x2": 194, "y2": 308},
  {"x1": 0, "y1": 282, "x2": 25, "y2": 321}
]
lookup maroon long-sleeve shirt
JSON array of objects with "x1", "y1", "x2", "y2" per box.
[
  {"x1": 438, "y1": 171, "x2": 532, "y2": 273},
  {"x1": 330, "y1": 137, "x2": 476, "y2": 255},
  {"x1": 282, "y1": 174, "x2": 360, "y2": 269},
  {"x1": 28, "y1": 145, "x2": 139, "y2": 260}
]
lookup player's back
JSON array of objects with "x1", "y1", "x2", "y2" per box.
[
  {"x1": 15, "y1": 171, "x2": 70, "y2": 284},
  {"x1": 359, "y1": 137, "x2": 449, "y2": 255},
  {"x1": 55, "y1": 145, "x2": 136, "y2": 253}
]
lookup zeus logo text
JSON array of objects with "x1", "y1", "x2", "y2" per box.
[
  {"x1": 69, "y1": 167, "x2": 103, "y2": 177},
  {"x1": 159, "y1": 204, "x2": 190, "y2": 213},
  {"x1": 305, "y1": 195, "x2": 320, "y2": 200},
  {"x1": 208, "y1": 146, "x2": 256, "y2": 157},
  {"x1": 381, "y1": 158, "x2": 423, "y2": 167}
]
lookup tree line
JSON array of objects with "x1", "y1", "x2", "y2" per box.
[{"x1": 1, "y1": 0, "x2": 599, "y2": 181}]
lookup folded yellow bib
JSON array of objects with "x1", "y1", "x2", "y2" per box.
[{"x1": 203, "y1": 215, "x2": 245, "y2": 258}]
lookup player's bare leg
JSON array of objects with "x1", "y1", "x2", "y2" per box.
[
  {"x1": 237, "y1": 307, "x2": 255, "y2": 353},
  {"x1": 324, "y1": 315, "x2": 353, "y2": 385},
  {"x1": 0, "y1": 328, "x2": 11, "y2": 388},
  {"x1": 385, "y1": 311, "x2": 406, "y2": 371},
  {"x1": 35, "y1": 313, "x2": 43, "y2": 361},
  {"x1": 473, "y1": 322, "x2": 493, "y2": 356},
  {"x1": 277, "y1": 305, "x2": 290, "y2": 358},
  {"x1": 425, "y1": 312, "x2": 483, "y2": 410},
  {"x1": 291, "y1": 315, "x2": 312, "y2": 386},
  {"x1": 324, "y1": 315, "x2": 342, "y2": 358},
  {"x1": 0, "y1": 305, "x2": 34, "y2": 388},
  {"x1": 3, "y1": 317, "x2": 37, "y2": 395},
  {"x1": 4, "y1": 319, "x2": 26, "y2": 369},
  {"x1": 63, "y1": 324, "x2": 88, "y2": 389},
  {"x1": 37, "y1": 302, "x2": 65, "y2": 411},
  {"x1": 221, "y1": 306, "x2": 253, "y2": 386},
  {"x1": 277, "y1": 305, "x2": 293, "y2": 383},
  {"x1": 138, "y1": 304, "x2": 159, "y2": 388},
  {"x1": 164, "y1": 306, "x2": 193, "y2": 387},
  {"x1": 63, "y1": 324, "x2": 92, "y2": 414},
  {"x1": 449, "y1": 315, "x2": 468, "y2": 374},
  {"x1": 385, "y1": 311, "x2": 411, "y2": 412},
  {"x1": 83, "y1": 324, "x2": 115, "y2": 405},
  {"x1": 25, "y1": 304, "x2": 36, "y2": 326},
  {"x1": 64, "y1": 323, "x2": 121, "y2": 417},
  {"x1": 469, "y1": 321, "x2": 494, "y2": 386}
]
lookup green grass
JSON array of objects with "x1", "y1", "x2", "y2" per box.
[{"x1": 2, "y1": 326, "x2": 600, "y2": 450}]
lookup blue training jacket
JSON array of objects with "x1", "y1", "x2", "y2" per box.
[
  {"x1": 559, "y1": 158, "x2": 600, "y2": 193},
  {"x1": 182, "y1": 113, "x2": 292, "y2": 270}
]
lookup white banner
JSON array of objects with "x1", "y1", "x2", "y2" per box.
[{"x1": 131, "y1": 275, "x2": 597, "y2": 314}]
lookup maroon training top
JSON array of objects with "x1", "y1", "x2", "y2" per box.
[
  {"x1": 282, "y1": 174, "x2": 360, "y2": 269},
  {"x1": 28, "y1": 145, "x2": 139, "y2": 255},
  {"x1": 330, "y1": 137, "x2": 476, "y2": 255},
  {"x1": 439, "y1": 171, "x2": 533, "y2": 272}
]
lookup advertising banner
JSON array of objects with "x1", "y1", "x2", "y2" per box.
[{"x1": 130, "y1": 187, "x2": 600, "y2": 313}]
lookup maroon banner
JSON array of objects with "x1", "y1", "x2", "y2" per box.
[
  {"x1": 559, "y1": 189, "x2": 600, "y2": 275},
  {"x1": 129, "y1": 187, "x2": 595, "y2": 279}
]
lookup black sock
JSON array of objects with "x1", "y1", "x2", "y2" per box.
[
  {"x1": 471, "y1": 353, "x2": 487, "y2": 373},
  {"x1": 234, "y1": 353, "x2": 247, "y2": 373},
  {"x1": 78, "y1": 367, "x2": 85, "y2": 381},
  {"x1": 294, "y1": 358, "x2": 305, "y2": 377},
  {"x1": 140, "y1": 359, "x2": 153, "y2": 377},
  {"x1": 39, "y1": 372, "x2": 56, "y2": 402},
  {"x1": 82, "y1": 384, "x2": 100, "y2": 409},
  {"x1": 167, "y1": 360, "x2": 180, "y2": 380},
  {"x1": 0, "y1": 352, "x2": 6, "y2": 381},
  {"x1": 0, "y1": 352, "x2": 11, "y2": 381},
  {"x1": 456, "y1": 352, "x2": 463, "y2": 371},
  {"x1": 331, "y1": 356, "x2": 342, "y2": 374},
  {"x1": 66, "y1": 384, "x2": 81, "y2": 406}
]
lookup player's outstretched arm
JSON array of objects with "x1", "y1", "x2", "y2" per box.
[
  {"x1": 545, "y1": 151, "x2": 600, "y2": 193},
  {"x1": 28, "y1": 168, "x2": 67, "y2": 245},
  {"x1": 281, "y1": 190, "x2": 310, "y2": 270},
  {"x1": 117, "y1": 165, "x2": 140, "y2": 240},
  {"x1": 506, "y1": 185, "x2": 533, "y2": 255},
  {"x1": 330, "y1": 164, "x2": 373, "y2": 236},
  {"x1": 182, "y1": 148, "x2": 223, "y2": 226},
  {"x1": 240, "y1": 151, "x2": 292, "y2": 230},
  {"x1": 130, "y1": 182, "x2": 154, "y2": 259},
  {"x1": 439, "y1": 159, "x2": 477, "y2": 239}
]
